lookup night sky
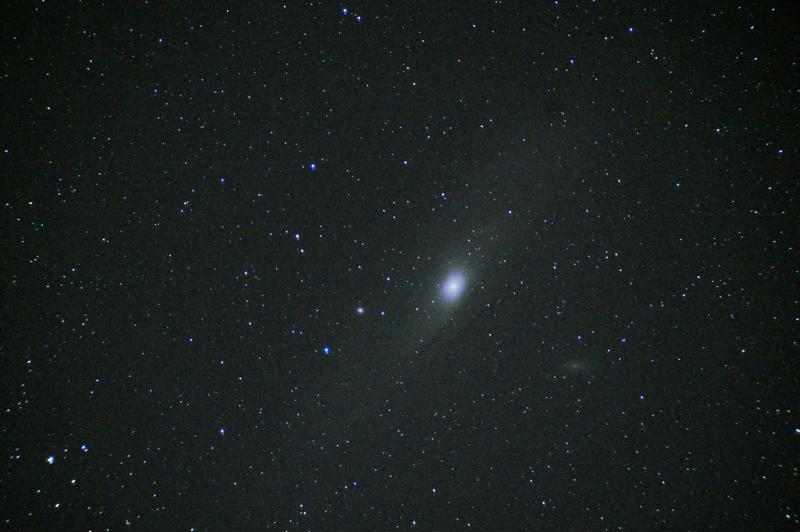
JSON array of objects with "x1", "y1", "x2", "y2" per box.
[{"x1": 1, "y1": 2, "x2": 798, "y2": 530}]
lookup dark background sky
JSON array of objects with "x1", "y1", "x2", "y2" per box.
[{"x1": 1, "y1": 1, "x2": 798, "y2": 530}]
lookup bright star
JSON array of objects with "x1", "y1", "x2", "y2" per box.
[
  {"x1": 322, "y1": 345, "x2": 331, "y2": 355},
  {"x1": 356, "y1": 306, "x2": 365, "y2": 315},
  {"x1": 47, "y1": 455, "x2": 55, "y2": 464}
]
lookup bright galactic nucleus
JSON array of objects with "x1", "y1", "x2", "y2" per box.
[{"x1": 440, "y1": 271, "x2": 467, "y2": 303}]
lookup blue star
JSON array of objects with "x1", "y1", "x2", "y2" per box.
[
  {"x1": 47, "y1": 455, "x2": 55, "y2": 465},
  {"x1": 309, "y1": 162, "x2": 318, "y2": 171},
  {"x1": 342, "y1": 8, "x2": 348, "y2": 15},
  {"x1": 322, "y1": 345, "x2": 331, "y2": 355}
]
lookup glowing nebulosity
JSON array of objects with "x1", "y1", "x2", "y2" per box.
[{"x1": 440, "y1": 271, "x2": 467, "y2": 302}]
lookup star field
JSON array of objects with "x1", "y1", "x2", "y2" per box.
[{"x1": 1, "y1": 2, "x2": 798, "y2": 530}]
